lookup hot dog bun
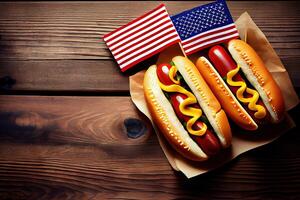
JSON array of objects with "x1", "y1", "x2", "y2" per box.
[
  {"x1": 143, "y1": 56, "x2": 232, "y2": 161},
  {"x1": 228, "y1": 39, "x2": 285, "y2": 123},
  {"x1": 196, "y1": 57, "x2": 258, "y2": 130}
]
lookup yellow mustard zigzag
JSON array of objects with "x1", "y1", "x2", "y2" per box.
[
  {"x1": 159, "y1": 65, "x2": 207, "y2": 136},
  {"x1": 226, "y1": 65, "x2": 266, "y2": 119}
]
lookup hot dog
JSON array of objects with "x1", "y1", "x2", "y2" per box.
[
  {"x1": 144, "y1": 56, "x2": 232, "y2": 161},
  {"x1": 195, "y1": 39, "x2": 285, "y2": 130},
  {"x1": 158, "y1": 64, "x2": 221, "y2": 156}
]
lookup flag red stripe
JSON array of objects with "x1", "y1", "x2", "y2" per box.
[
  {"x1": 107, "y1": 10, "x2": 168, "y2": 47},
  {"x1": 111, "y1": 24, "x2": 174, "y2": 55},
  {"x1": 183, "y1": 30, "x2": 239, "y2": 51},
  {"x1": 184, "y1": 35, "x2": 239, "y2": 55},
  {"x1": 115, "y1": 29, "x2": 177, "y2": 61},
  {"x1": 103, "y1": 4, "x2": 165, "y2": 39},
  {"x1": 182, "y1": 24, "x2": 237, "y2": 45},
  {"x1": 109, "y1": 14, "x2": 170, "y2": 52},
  {"x1": 118, "y1": 34, "x2": 179, "y2": 65},
  {"x1": 120, "y1": 40, "x2": 179, "y2": 72}
]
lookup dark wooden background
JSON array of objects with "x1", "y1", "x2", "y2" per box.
[{"x1": 0, "y1": 1, "x2": 299, "y2": 199}]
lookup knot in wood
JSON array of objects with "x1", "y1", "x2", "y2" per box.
[
  {"x1": 0, "y1": 76, "x2": 16, "y2": 90},
  {"x1": 124, "y1": 118, "x2": 147, "y2": 139}
]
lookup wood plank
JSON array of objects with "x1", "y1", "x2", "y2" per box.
[
  {"x1": 0, "y1": 1, "x2": 299, "y2": 93},
  {"x1": 0, "y1": 95, "x2": 299, "y2": 199},
  {"x1": 0, "y1": 1, "x2": 299, "y2": 60},
  {"x1": 0, "y1": 60, "x2": 129, "y2": 93},
  {"x1": 0, "y1": 56, "x2": 299, "y2": 93},
  {"x1": 0, "y1": 95, "x2": 153, "y2": 145}
]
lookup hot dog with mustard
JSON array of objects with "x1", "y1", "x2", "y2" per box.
[
  {"x1": 144, "y1": 56, "x2": 232, "y2": 161},
  {"x1": 195, "y1": 39, "x2": 285, "y2": 130}
]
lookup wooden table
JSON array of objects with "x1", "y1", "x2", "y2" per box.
[{"x1": 0, "y1": 1, "x2": 299, "y2": 199}]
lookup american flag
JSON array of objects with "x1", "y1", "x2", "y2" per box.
[
  {"x1": 171, "y1": 0, "x2": 239, "y2": 55},
  {"x1": 103, "y1": 4, "x2": 181, "y2": 72}
]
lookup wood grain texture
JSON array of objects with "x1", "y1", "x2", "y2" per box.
[
  {"x1": 0, "y1": 1, "x2": 299, "y2": 92},
  {"x1": 0, "y1": 95, "x2": 299, "y2": 199},
  {"x1": 0, "y1": 60, "x2": 128, "y2": 93},
  {"x1": 0, "y1": 1, "x2": 298, "y2": 60},
  {"x1": 0, "y1": 95, "x2": 152, "y2": 145},
  {"x1": 0, "y1": 1, "x2": 300, "y2": 199},
  {"x1": 0, "y1": 57, "x2": 299, "y2": 93}
]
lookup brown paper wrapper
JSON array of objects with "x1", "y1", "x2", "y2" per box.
[{"x1": 129, "y1": 12, "x2": 299, "y2": 178}]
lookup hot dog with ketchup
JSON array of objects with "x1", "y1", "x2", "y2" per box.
[
  {"x1": 144, "y1": 56, "x2": 232, "y2": 161},
  {"x1": 195, "y1": 39, "x2": 285, "y2": 130}
]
